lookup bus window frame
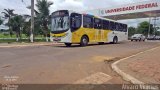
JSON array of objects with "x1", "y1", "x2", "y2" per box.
[
  {"x1": 118, "y1": 23, "x2": 123, "y2": 32},
  {"x1": 109, "y1": 21, "x2": 115, "y2": 31},
  {"x1": 94, "y1": 18, "x2": 102, "y2": 29},
  {"x1": 70, "y1": 13, "x2": 82, "y2": 32},
  {"x1": 51, "y1": 10, "x2": 69, "y2": 34},
  {"x1": 123, "y1": 24, "x2": 128, "y2": 32},
  {"x1": 102, "y1": 20, "x2": 109, "y2": 30},
  {"x1": 115, "y1": 22, "x2": 119, "y2": 31},
  {"x1": 83, "y1": 15, "x2": 93, "y2": 28}
]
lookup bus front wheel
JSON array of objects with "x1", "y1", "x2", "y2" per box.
[
  {"x1": 65, "y1": 43, "x2": 72, "y2": 47},
  {"x1": 80, "y1": 36, "x2": 88, "y2": 47}
]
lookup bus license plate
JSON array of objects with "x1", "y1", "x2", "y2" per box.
[{"x1": 53, "y1": 38, "x2": 61, "y2": 42}]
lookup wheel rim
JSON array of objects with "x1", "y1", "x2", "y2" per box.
[
  {"x1": 114, "y1": 38, "x2": 117, "y2": 43},
  {"x1": 115, "y1": 39, "x2": 117, "y2": 43},
  {"x1": 83, "y1": 38, "x2": 88, "y2": 45}
]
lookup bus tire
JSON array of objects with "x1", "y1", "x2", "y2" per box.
[
  {"x1": 80, "y1": 36, "x2": 89, "y2": 47},
  {"x1": 113, "y1": 36, "x2": 118, "y2": 44},
  {"x1": 65, "y1": 43, "x2": 72, "y2": 47}
]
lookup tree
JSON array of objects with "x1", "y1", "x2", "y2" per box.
[
  {"x1": 0, "y1": 18, "x2": 3, "y2": 25},
  {"x1": 137, "y1": 21, "x2": 154, "y2": 36},
  {"x1": 36, "y1": 0, "x2": 53, "y2": 42},
  {"x1": 128, "y1": 27, "x2": 136, "y2": 37},
  {"x1": 21, "y1": 15, "x2": 31, "y2": 39},
  {"x1": 22, "y1": 20, "x2": 31, "y2": 41},
  {"x1": 10, "y1": 15, "x2": 24, "y2": 42},
  {"x1": 2, "y1": 9, "x2": 15, "y2": 37}
]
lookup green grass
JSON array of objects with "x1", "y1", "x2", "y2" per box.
[
  {"x1": 0, "y1": 39, "x2": 16, "y2": 43},
  {"x1": 0, "y1": 33, "x2": 44, "y2": 38},
  {"x1": 0, "y1": 38, "x2": 46, "y2": 43},
  {"x1": 0, "y1": 33, "x2": 47, "y2": 43},
  {"x1": 0, "y1": 33, "x2": 15, "y2": 38},
  {"x1": 0, "y1": 33, "x2": 29, "y2": 38}
]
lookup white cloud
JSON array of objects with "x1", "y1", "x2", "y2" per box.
[
  {"x1": 0, "y1": 0, "x2": 152, "y2": 15},
  {"x1": 49, "y1": 0, "x2": 85, "y2": 13},
  {"x1": 0, "y1": 0, "x2": 30, "y2": 16}
]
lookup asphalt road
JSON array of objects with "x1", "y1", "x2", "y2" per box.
[{"x1": 0, "y1": 41, "x2": 159, "y2": 84}]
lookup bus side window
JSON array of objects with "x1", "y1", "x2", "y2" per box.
[
  {"x1": 70, "y1": 13, "x2": 82, "y2": 32},
  {"x1": 109, "y1": 21, "x2": 115, "y2": 31},
  {"x1": 102, "y1": 20, "x2": 109, "y2": 30},
  {"x1": 83, "y1": 15, "x2": 93, "y2": 28},
  {"x1": 94, "y1": 18, "x2": 102, "y2": 29},
  {"x1": 123, "y1": 24, "x2": 127, "y2": 32},
  {"x1": 115, "y1": 22, "x2": 119, "y2": 31},
  {"x1": 119, "y1": 23, "x2": 123, "y2": 32}
]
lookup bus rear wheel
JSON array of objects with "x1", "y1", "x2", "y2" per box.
[
  {"x1": 80, "y1": 36, "x2": 88, "y2": 47},
  {"x1": 113, "y1": 36, "x2": 118, "y2": 44},
  {"x1": 65, "y1": 43, "x2": 72, "y2": 47}
]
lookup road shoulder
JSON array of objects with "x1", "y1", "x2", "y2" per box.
[
  {"x1": 0, "y1": 42, "x2": 56, "y2": 48},
  {"x1": 112, "y1": 45, "x2": 160, "y2": 84}
]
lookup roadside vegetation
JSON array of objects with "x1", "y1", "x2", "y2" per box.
[
  {"x1": 0, "y1": 0, "x2": 53, "y2": 43},
  {"x1": 0, "y1": 18, "x2": 3, "y2": 25},
  {"x1": 128, "y1": 21, "x2": 160, "y2": 37}
]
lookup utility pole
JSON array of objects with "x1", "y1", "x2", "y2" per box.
[
  {"x1": 153, "y1": 17, "x2": 159, "y2": 36},
  {"x1": 148, "y1": 17, "x2": 151, "y2": 38},
  {"x1": 30, "y1": 0, "x2": 34, "y2": 42}
]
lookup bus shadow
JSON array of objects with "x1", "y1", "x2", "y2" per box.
[{"x1": 54, "y1": 42, "x2": 122, "y2": 48}]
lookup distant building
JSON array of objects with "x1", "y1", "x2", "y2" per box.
[
  {"x1": 0, "y1": 25, "x2": 9, "y2": 34},
  {"x1": 22, "y1": 14, "x2": 31, "y2": 22}
]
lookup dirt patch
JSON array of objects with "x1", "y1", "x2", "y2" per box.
[
  {"x1": 1, "y1": 64, "x2": 12, "y2": 68},
  {"x1": 104, "y1": 57, "x2": 122, "y2": 63},
  {"x1": 92, "y1": 56, "x2": 115, "y2": 62}
]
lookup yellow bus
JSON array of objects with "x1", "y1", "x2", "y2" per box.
[{"x1": 50, "y1": 10, "x2": 128, "y2": 47}]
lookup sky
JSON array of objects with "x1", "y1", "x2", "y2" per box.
[
  {"x1": 0, "y1": 0, "x2": 151, "y2": 15},
  {"x1": 0, "y1": 0, "x2": 159, "y2": 28}
]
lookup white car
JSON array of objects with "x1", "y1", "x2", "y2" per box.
[{"x1": 131, "y1": 34, "x2": 146, "y2": 41}]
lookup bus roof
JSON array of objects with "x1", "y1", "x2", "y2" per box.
[{"x1": 53, "y1": 10, "x2": 127, "y2": 25}]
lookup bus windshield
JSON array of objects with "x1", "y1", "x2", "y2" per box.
[{"x1": 51, "y1": 16, "x2": 69, "y2": 31}]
